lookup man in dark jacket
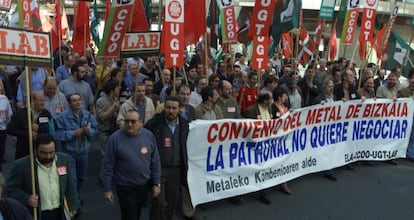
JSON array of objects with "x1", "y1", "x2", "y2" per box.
[
  {"x1": 6, "y1": 134, "x2": 78, "y2": 219},
  {"x1": 145, "y1": 96, "x2": 190, "y2": 220},
  {"x1": 7, "y1": 91, "x2": 55, "y2": 159}
]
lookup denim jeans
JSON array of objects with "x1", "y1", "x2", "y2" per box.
[{"x1": 65, "y1": 150, "x2": 88, "y2": 209}]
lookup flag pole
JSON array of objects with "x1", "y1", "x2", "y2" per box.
[
  {"x1": 24, "y1": 57, "x2": 37, "y2": 220},
  {"x1": 294, "y1": 29, "x2": 300, "y2": 73},
  {"x1": 403, "y1": 27, "x2": 414, "y2": 67},
  {"x1": 183, "y1": 66, "x2": 189, "y2": 86},
  {"x1": 158, "y1": 0, "x2": 163, "y2": 31},
  {"x1": 204, "y1": 33, "x2": 209, "y2": 76},
  {"x1": 58, "y1": 0, "x2": 62, "y2": 67},
  {"x1": 173, "y1": 67, "x2": 177, "y2": 96}
]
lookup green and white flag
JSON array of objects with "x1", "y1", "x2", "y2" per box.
[
  {"x1": 271, "y1": 0, "x2": 302, "y2": 45},
  {"x1": 385, "y1": 30, "x2": 414, "y2": 77}
]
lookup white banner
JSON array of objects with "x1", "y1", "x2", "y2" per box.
[
  {"x1": 121, "y1": 31, "x2": 161, "y2": 58},
  {"x1": 0, "y1": 27, "x2": 52, "y2": 67},
  {"x1": 187, "y1": 99, "x2": 414, "y2": 206}
]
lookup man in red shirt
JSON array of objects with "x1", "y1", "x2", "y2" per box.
[{"x1": 237, "y1": 71, "x2": 258, "y2": 116}]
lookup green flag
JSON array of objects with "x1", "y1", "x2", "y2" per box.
[
  {"x1": 338, "y1": 0, "x2": 348, "y2": 19},
  {"x1": 385, "y1": 30, "x2": 414, "y2": 77},
  {"x1": 142, "y1": 0, "x2": 152, "y2": 27},
  {"x1": 91, "y1": 0, "x2": 100, "y2": 46}
]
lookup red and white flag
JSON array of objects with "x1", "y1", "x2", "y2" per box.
[
  {"x1": 162, "y1": 0, "x2": 185, "y2": 68},
  {"x1": 251, "y1": 35, "x2": 269, "y2": 70},
  {"x1": 247, "y1": 0, "x2": 279, "y2": 39},
  {"x1": 298, "y1": 27, "x2": 314, "y2": 64},
  {"x1": 217, "y1": 0, "x2": 237, "y2": 43},
  {"x1": 98, "y1": 0, "x2": 135, "y2": 57},
  {"x1": 341, "y1": 0, "x2": 360, "y2": 45},
  {"x1": 358, "y1": 0, "x2": 378, "y2": 60},
  {"x1": 281, "y1": 33, "x2": 293, "y2": 58},
  {"x1": 313, "y1": 18, "x2": 323, "y2": 52}
]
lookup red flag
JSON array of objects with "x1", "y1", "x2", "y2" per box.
[
  {"x1": 105, "y1": 0, "x2": 111, "y2": 22},
  {"x1": 281, "y1": 33, "x2": 293, "y2": 58},
  {"x1": 184, "y1": 0, "x2": 206, "y2": 46},
  {"x1": 372, "y1": 26, "x2": 386, "y2": 58},
  {"x1": 130, "y1": 1, "x2": 150, "y2": 31},
  {"x1": 51, "y1": 0, "x2": 62, "y2": 52},
  {"x1": 72, "y1": 2, "x2": 90, "y2": 55},
  {"x1": 329, "y1": 25, "x2": 338, "y2": 61}
]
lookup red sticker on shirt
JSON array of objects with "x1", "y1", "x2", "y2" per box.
[
  {"x1": 55, "y1": 104, "x2": 62, "y2": 113},
  {"x1": 140, "y1": 146, "x2": 149, "y2": 155},
  {"x1": 164, "y1": 138, "x2": 171, "y2": 148},
  {"x1": 57, "y1": 166, "x2": 67, "y2": 175}
]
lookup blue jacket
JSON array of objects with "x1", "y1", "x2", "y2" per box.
[{"x1": 55, "y1": 109, "x2": 98, "y2": 153}]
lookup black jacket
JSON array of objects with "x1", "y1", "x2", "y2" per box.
[
  {"x1": 144, "y1": 112, "x2": 189, "y2": 184},
  {"x1": 333, "y1": 83, "x2": 359, "y2": 100},
  {"x1": 6, "y1": 108, "x2": 55, "y2": 159}
]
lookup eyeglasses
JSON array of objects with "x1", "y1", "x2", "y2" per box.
[{"x1": 124, "y1": 119, "x2": 139, "y2": 124}]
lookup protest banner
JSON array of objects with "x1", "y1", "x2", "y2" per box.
[
  {"x1": 0, "y1": 0, "x2": 11, "y2": 11},
  {"x1": 98, "y1": 0, "x2": 135, "y2": 57},
  {"x1": 121, "y1": 31, "x2": 161, "y2": 58},
  {"x1": 0, "y1": 27, "x2": 52, "y2": 67},
  {"x1": 187, "y1": 99, "x2": 414, "y2": 206}
]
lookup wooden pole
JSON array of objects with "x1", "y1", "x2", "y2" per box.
[
  {"x1": 294, "y1": 29, "x2": 300, "y2": 74},
  {"x1": 58, "y1": 1, "x2": 62, "y2": 67},
  {"x1": 182, "y1": 66, "x2": 189, "y2": 86},
  {"x1": 173, "y1": 67, "x2": 177, "y2": 96},
  {"x1": 204, "y1": 33, "x2": 209, "y2": 76},
  {"x1": 403, "y1": 27, "x2": 414, "y2": 67},
  {"x1": 25, "y1": 66, "x2": 37, "y2": 220}
]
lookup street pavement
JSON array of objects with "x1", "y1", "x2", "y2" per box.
[{"x1": 2, "y1": 137, "x2": 414, "y2": 220}]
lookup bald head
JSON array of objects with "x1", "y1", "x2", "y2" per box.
[
  {"x1": 44, "y1": 77, "x2": 58, "y2": 97},
  {"x1": 32, "y1": 91, "x2": 45, "y2": 111}
]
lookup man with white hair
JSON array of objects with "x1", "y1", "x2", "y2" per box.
[{"x1": 124, "y1": 61, "x2": 147, "y2": 92}]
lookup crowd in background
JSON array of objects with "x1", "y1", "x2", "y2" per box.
[{"x1": 0, "y1": 43, "x2": 414, "y2": 219}]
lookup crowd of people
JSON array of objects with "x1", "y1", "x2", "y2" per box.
[{"x1": 0, "y1": 44, "x2": 413, "y2": 219}]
